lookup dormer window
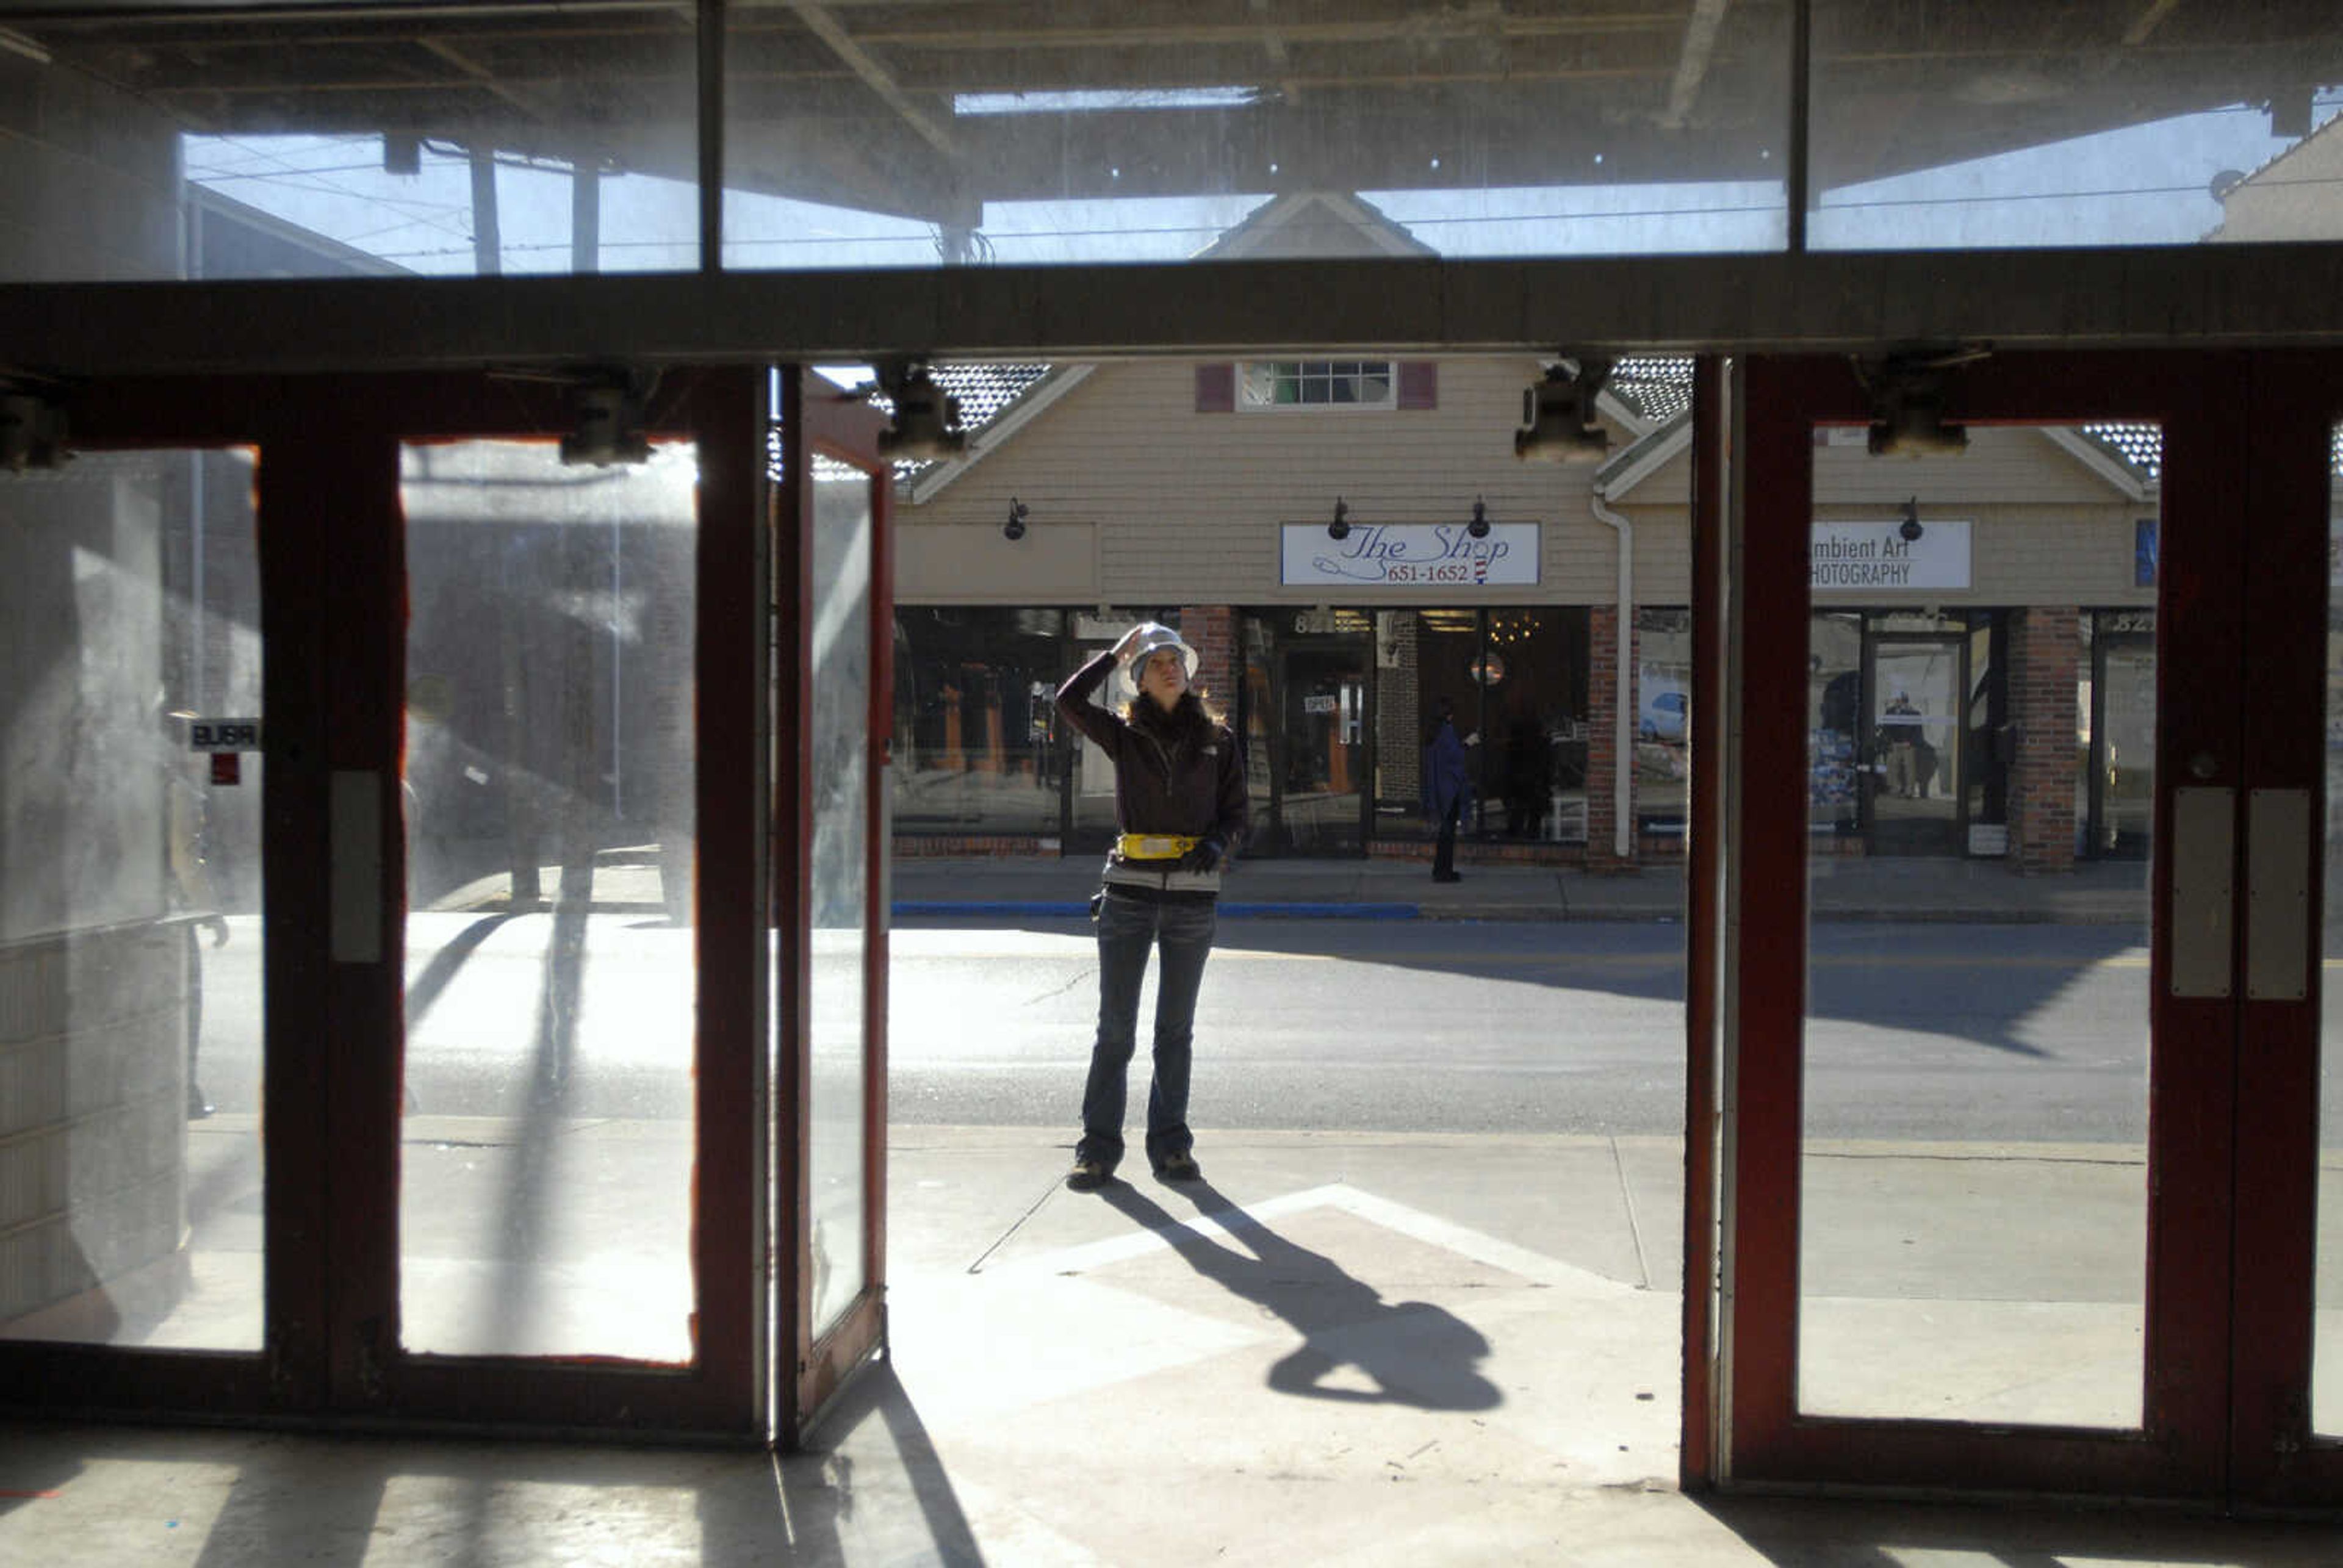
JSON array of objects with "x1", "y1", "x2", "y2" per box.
[{"x1": 1239, "y1": 360, "x2": 1395, "y2": 409}]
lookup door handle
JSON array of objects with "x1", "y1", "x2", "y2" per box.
[
  {"x1": 2168, "y1": 787, "x2": 2233, "y2": 999},
  {"x1": 2246, "y1": 788, "x2": 2311, "y2": 1001}
]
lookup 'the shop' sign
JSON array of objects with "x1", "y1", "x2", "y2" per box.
[
  {"x1": 1281, "y1": 522, "x2": 1540, "y2": 588},
  {"x1": 1810, "y1": 519, "x2": 1971, "y2": 591}
]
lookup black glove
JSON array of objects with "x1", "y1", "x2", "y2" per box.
[{"x1": 1181, "y1": 836, "x2": 1226, "y2": 874}]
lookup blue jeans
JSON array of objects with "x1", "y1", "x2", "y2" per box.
[{"x1": 1078, "y1": 890, "x2": 1217, "y2": 1170}]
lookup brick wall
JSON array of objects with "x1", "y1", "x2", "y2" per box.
[
  {"x1": 1179, "y1": 605, "x2": 1237, "y2": 709},
  {"x1": 2008, "y1": 606, "x2": 2079, "y2": 874},
  {"x1": 1585, "y1": 606, "x2": 1637, "y2": 867}
]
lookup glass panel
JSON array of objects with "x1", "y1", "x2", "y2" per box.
[
  {"x1": 1799, "y1": 429, "x2": 2156, "y2": 1428},
  {"x1": 722, "y1": 7, "x2": 1792, "y2": 267},
  {"x1": 1634, "y1": 607, "x2": 1690, "y2": 846},
  {"x1": 891, "y1": 607, "x2": 1067, "y2": 844},
  {"x1": 398, "y1": 440, "x2": 697, "y2": 1361},
  {"x1": 2320, "y1": 425, "x2": 2343, "y2": 1436},
  {"x1": 1812, "y1": 2, "x2": 2343, "y2": 250},
  {"x1": 5, "y1": 8, "x2": 699, "y2": 282},
  {"x1": 1, "y1": 449, "x2": 264, "y2": 1350},
  {"x1": 809, "y1": 456, "x2": 874, "y2": 1338}
]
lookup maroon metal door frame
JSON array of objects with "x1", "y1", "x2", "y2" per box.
[
  {"x1": 774, "y1": 367, "x2": 893, "y2": 1446},
  {"x1": 0, "y1": 370, "x2": 770, "y2": 1436},
  {"x1": 2229, "y1": 351, "x2": 2343, "y2": 1510},
  {"x1": 1721, "y1": 351, "x2": 2247, "y2": 1499}
]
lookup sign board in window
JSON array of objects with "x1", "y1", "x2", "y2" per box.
[
  {"x1": 1281, "y1": 522, "x2": 1539, "y2": 588},
  {"x1": 1810, "y1": 520, "x2": 1971, "y2": 592},
  {"x1": 186, "y1": 717, "x2": 264, "y2": 751}
]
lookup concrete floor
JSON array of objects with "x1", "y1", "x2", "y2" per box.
[{"x1": 6, "y1": 1128, "x2": 2343, "y2": 1564}]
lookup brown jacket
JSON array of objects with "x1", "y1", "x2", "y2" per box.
[{"x1": 1057, "y1": 650, "x2": 1248, "y2": 893}]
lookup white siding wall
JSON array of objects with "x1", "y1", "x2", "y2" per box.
[{"x1": 898, "y1": 364, "x2": 2153, "y2": 609}]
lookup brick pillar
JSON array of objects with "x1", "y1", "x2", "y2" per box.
[
  {"x1": 2008, "y1": 606, "x2": 2079, "y2": 874},
  {"x1": 1586, "y1": 606, "x2": 1637, "y2": 868},
  {"x1": 1179, "y1": 605, "x2": 1237, "y2": 708}
]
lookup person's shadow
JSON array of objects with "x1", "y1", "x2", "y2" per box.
[{"x1": 1099, "y1": 1179, "x2": 1501, "y2": 1411}]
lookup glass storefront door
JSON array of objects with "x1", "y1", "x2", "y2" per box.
[
  {"x1": 1242, "y1": 611, "x2": 1373, "y2": 857},
  {"x1": 1866, "y1": 638, "x2": 1965, "y2": 856}
]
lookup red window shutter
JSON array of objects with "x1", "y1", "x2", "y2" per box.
[
  {"x1": 1397, "y1": 361, "x2": 1437, "y2": 409},
  {"x1": 1195, "y1": 363, "x2": 1236, "y2": 412}
]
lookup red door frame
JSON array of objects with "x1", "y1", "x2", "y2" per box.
[
  {"x1": 774, "y1": 367, "x2": 894, "y2": 1445},
  {"x1": 1719, "y1": 351, "x2": 2257, "y2": 1498},
  {"x1": 0, "y1": 370, "x2": 770, "y2": 1434},
  {"x1": 2229, "y1": 351, "x2": 2343, "y2": 1509}
]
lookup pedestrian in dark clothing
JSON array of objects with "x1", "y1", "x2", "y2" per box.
[
  {"x1": 1056, "y1": 622, "x2": 1248, "y2": 1191},
  {"x1": 1423, "y1": 697, "x2": 1474, "y2": 882}
]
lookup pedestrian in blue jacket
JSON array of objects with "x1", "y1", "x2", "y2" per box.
[{"x1": 1423, "y1": 697, "x2": 1474, "y2": 883}]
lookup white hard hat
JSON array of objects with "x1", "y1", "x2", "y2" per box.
[{"x1": 1115, "y1": 621, "x2": 1199, "y2": 699}]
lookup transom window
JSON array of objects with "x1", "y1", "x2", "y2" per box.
[{"x1": 1240, "y1": 361, "x2": 1395, "y2": 409}]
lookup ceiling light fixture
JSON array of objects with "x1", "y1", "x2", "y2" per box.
[
  {"x1": 876, "y1": 360, "x2": 967, "y2": 462},
  {"x1": 0, "y1": 390, "x2": 71, "y2": 473},
  {"x1": 1515, "y1": 358, "x2": 1613, "y2": 464},
  {"x1": 1857, "y1": 345, "x2": 1988, "y2": 459}
]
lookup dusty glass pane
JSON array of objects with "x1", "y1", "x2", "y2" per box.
[
  {"x1": 810, "y1": 456, "x2": 873, "y2": 1337},
  {"x1": 3, "y1": 7, "x2": 699, "y2": 281},
  {"x1": 1811, "y1": 2, "x2": 2343, "y2": 250},
  {"x1": 2320, "y1": 425, "x2": 2343, "y2": 1436},
  {"x1": 1798, "y1": 429, "x2": 2155, "y2": 1428},
  {"x1": 1, "y1": 449, "x2": 264, "y2": 1351},
  {"x1": 398, "y1": 441, "x2": 698, "y2": 1361},
  {"x1": 723, "y1": 4, "x2": 1792, "y2": 266}
]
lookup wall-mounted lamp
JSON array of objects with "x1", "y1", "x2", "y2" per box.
[
  {"x1": 876, "y1": 360, "x2": 967, "y2": 462},
  {"x1": 1899, "y1": 496, "x2": 1924, "y2": 543},
  {"x1": 1468, "y1": 497, "x2": 1491, "y2": 538},
  {"x1": 1004, "y1": 497, "x2": 1029, "y2": 541},
  {"x1": 1859, "y1": 347, "x2": 1985, "y2": 459},
  {"x1": 558, "y1": 373, "x2": 653, "y2": 467},
  {"x1": 1328, "y1": 497, "x2": 1350, "y2": 541},
  {"x1": 1516, "y1": 358, "x2": 1613, "y2": 464},
  {"x1": 0, "y1": 391, "x2": 72, "y2": 473}
]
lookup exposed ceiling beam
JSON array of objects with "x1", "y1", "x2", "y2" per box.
[
  {"x1": 2124, "y1": 0, "x2": 2186, "y2": 46},
  {"x1": 12, "y1": 243, "x2": 2343, "y2": 376},
  {"x1": 788, "y1": 0, "x2": 959, "y2": 160},
  {"x1": 1661, "y1": 0, "x2": 1730, "y2": 129}
]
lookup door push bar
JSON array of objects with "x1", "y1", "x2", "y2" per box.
[{"x1": 2169, "y1": 786, "x2": 2312, "y2": 1001}]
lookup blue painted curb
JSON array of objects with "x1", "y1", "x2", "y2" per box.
[{"x1": 891, "y1": 900, "x2": 1422, "y2": 921}]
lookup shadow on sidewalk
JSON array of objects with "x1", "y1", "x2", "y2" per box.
[
  {"x1": 1100, "y1": 1179, "x2": 1501, "y2": 1411},
  {"x1": 1696, "y1": 1491, "x2": 2337, "y2": 1567}
]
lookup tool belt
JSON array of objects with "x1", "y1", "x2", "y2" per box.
[{"x1": 1117, "y1": 832, "x2": 1200, "y2": 861}]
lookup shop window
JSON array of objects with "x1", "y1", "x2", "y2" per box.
[
  {"x1": 892, "y1": 608, "x2": 1073, "y2": 843},
  {"x1": 1381, "y1": 606, "x2": 1588, "y2": 846},
  {"x1": 1239, "y1": 361, "x2": 1395, "y2": 409},
  {"x1": 1809, "y1": 612, "x2": 1864, "y2": 842},
  {"x1": 1636, "y1": 608, "x2": 1691, "y2": 836}
]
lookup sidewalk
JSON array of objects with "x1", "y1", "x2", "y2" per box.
[
  {"x1": 891, "y1": 851, "x2": 2151, "y2": 924},
  {"x1": 21, "y1": 1122, "x2": 2338, "y2": 1565}
]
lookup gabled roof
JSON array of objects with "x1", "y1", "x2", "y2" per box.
[{"x1": 1196, "y1": 190, "x2": 1438, "y2": 261}]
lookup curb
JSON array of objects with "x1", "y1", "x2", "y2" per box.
[{"x1": 891, "y1": 901, "x2": 1423, "y2": 920}]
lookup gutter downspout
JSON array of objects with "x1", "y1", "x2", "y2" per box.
[{"x1": 1591, "y1": 484, "x2": 1633, "y2": 861}]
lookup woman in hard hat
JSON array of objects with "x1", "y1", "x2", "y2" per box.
[{"x1": 1054, "y1": 620, "x2": 1249, "y2": 1190}]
